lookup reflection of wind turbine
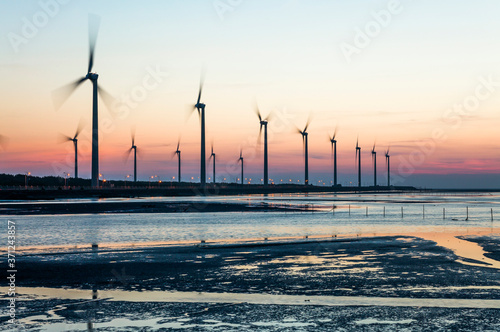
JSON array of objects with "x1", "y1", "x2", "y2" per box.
[
  {"x1": 237, "y1": 149, "x2": 244, "y2": 185},
  {"x1": 297, "y1": 117, "x2": 311, "y2": 185},
  {"x1": 209, "y1": 144, "x2": 216, "y2": 184},
  {"x1": 356, "y1": 138, "x2": 361, "y2": 188},
  {"x1": 371, "y1": 143, "x2": 377, "y2": 187},
  {"x1": 189, "y1": 69, "x2": 207, "y2": 186},
  {"x1": 53, "y1": 14, "x2": 114, "y2": 188},
  {"x1": 125, "y1": 130, "x2": 138, "y2": 182},
  {"x1": 60, "y1": 121, "x2": 85, "y2": 179},
  {"x1": 173, "y1": 139, "x2": 181, "y2": 183},
  {"x1": 329, "y1": 128, "x2": 338, "y2": 187},
  {"x1": 256, "y1": 104, "x2": 271, "y2": 186},
  {"x1": 385, "y1": 148, "x2": 390, "y2": 187}
]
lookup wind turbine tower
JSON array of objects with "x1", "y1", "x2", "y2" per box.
[
  {"x1": 238, "y1": 149, "x2": 244, "y2": 185},
  {"x1": 190, "y1": 70, "x2": 207, "y2": 187},
  {"x1": 174, "y1": 140, "x2": 181, "y2": 183},
  {"x1": 256, "y1": 105, "x2": 271, "y2": 186},
  {"x1": 371, "y1": 143, "x2": 377, "y2": 187},
  {"x1": 62, "y1": 122, "x2": 84, "y2": 179},
  {"x1": 126, "y1": 132, "x2": 138, "y2": 182},
  {"x1": 356, "y1": 138, "x2": 361, "y2": 188},
  {"x1": 329, "y1": 130, "x2": 338, "y2": 186},
  {"x1": 385, "y1": 148, "x2": 390, "y2": 187},
  {"x1": 209, "y1": 144, "x2": 216, "y2": 184},
  {"x1": 297, "y1": 118, "x2": 311, "y2": 185}
]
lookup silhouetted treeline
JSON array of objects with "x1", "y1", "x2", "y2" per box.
[
  {"x1": 0, "y1": 173, "x2": 88, "y2": 187},
  {"x1": 0, "y1": 173, "x2": 188, "y2": 188}
]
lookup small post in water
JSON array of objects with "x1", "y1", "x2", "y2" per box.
[
  {"x1": 423, "y1": 204, "x2": 425, "y2": 219},
  {"x1": 466, "y1": 206, "x2": 469, "y2": 221},
  {"x1": 366, "y1": 207, "x2": 368, "y2": 216},
  {"x1": 383, "y1": 206, "x2": 386, "y2": 217},
  {"x1": 443, "y1": 207, "x2": 445, "y2": 220},
  {"x1": 401, "y1": 206, "x2": 404, "y2": 218},
  {"x1": 491, "y1": 208, "x2": 494, "y2": 222},
  {"x1": 349, "y1": 204, "x2": 351, "y2": 216}
]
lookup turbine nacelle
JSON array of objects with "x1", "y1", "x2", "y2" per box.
[
  {"x1": 86, "y1": 73, "x2": 99, "y2": 81},
  {"x1": 195, "y1": 102, "x2": 205, "y2": 110}
]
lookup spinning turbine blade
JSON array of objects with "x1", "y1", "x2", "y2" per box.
[
  {"x1": 74, "y1": 120, "x2": 85, "y2": 139},
  {"x1": 52, "y1": 77, "x2": 87, "y2": 110},
  {"x1": 264, "y1": 111, "x2": 273, "y2": 121},
  {"x1": 257, "y1": 124, "x2": 263, "y2": 145},
  {"x1": 97, "y1": 86, "x2": 116, "y2": 114},
  {"x1": 57, "y1": 133, "x2": 73, "y2": 143},
  {"x1": 303, "y1": 115, "x2": 312, "y2": 132},
  {"x1": 208, "y1": 143, "x2": 214, "y2": 161},
  {"x1": 296, "y1": 126, "x2": 303, "y2": 135},
  {"x1": 123, "y1": 147, "x2": 133, "y2": 163},
  {"x1": 87, "y1": 14, "x2": 101, "y2": 74},
  {"x1": 254, "y1": 103, "x2": 262, "y2": 122},
  {"x1": 131, "y1": 128, "x2": 136, "y2": 147},
  {"x1": 197, "y1": 67, "x2": 206, "y2": 105}
]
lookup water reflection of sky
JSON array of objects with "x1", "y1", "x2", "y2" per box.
[{"x1": 3, "y1": 193, "x2": 499, "y2": 250}]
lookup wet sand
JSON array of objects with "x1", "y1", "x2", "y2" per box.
[
  {"x1": 0, "y1": 201, "x2": 307, "y2": 215},
  {"x1": 2, "y1": 234, "x2": 499, "y2": 331}
]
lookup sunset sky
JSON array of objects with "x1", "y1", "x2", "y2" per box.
[{"x1": 1, "y1": 0, "x2": 500, "y2": 188}]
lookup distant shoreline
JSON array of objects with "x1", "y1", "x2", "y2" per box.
[
  {"x1": 0, "y1": 184, "x2": 424, "y2": 201},
  {"x1": 3, "y1": 184, "x2": 500, "y2": 202}
]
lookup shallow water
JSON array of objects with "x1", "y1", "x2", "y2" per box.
[
  {"x1": 3, "y1": 192, "x2": 499, "y2": 331},
  {"x1": 4, "y1": 286, "x2": 500, "y2": 309},
  {"x1": 3, "y1": 192, "x2": 499, "y2": 251}
]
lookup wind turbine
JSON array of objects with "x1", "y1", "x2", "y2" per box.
[
  {"x1": 329, "y1": 129, "x2": 338, "y2": 187},
  {"x1": 355, "y1": 138, "x2": 361, "y2": 188},
  {"x1": 371, "y1": 143, "x2": 377, "y2": 187},
  {"x1": 297, "y1": 118, "x2": 311, "y2": 185},
  {"x1": 60, "y1": 122, "x2": 84, "y2": 179},
  {"x1": 53, "y1": 14, "x2": 114, "y2": 188},
  {"x1": 237, "y1": 149, "x2": 244, "y2": 185},
  {"x1": 385, "y1": 148, "x2": 390, "y2": 187},
  {"x1": 209, "y1": 144, "x2": 216, "y2": 184},
  {"x1": 189, "y1": 70, "x2": 207, "y2": 186},
  {"x1": 173, "y1": 139, "x2": 181, "y2": 183},
  {"x1": 125, "y1": 131, "x2": 138, "y2": 182},
  {"x1": 256, "y1": 105, "x2": 271, "y2": 186}
]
